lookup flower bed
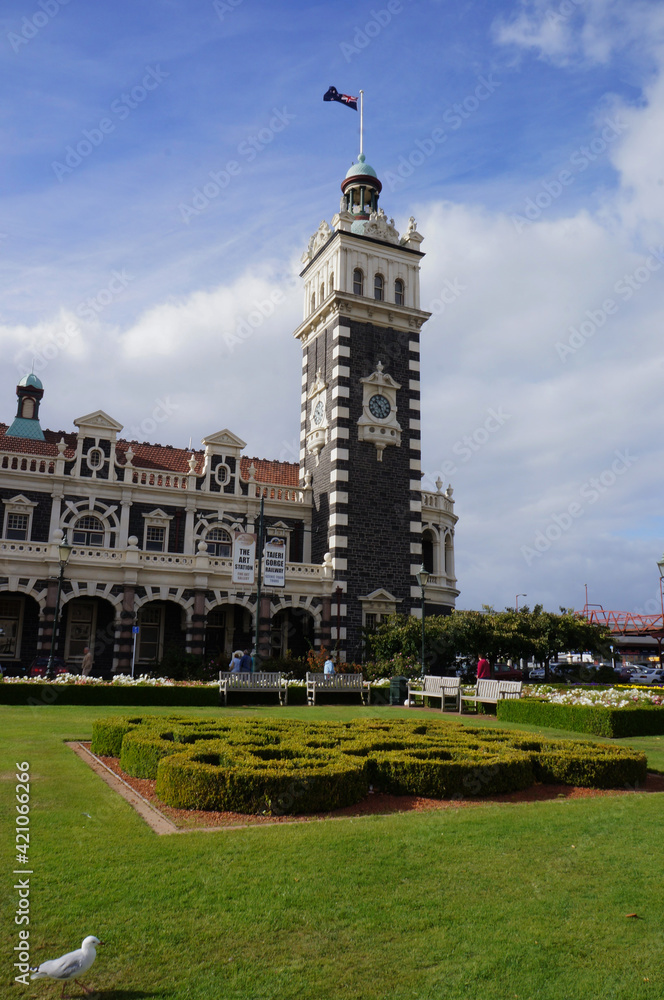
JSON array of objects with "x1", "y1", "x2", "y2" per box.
[
  {"x1": 90, "y1": 714, "x2": 647, "y2": 814},
  {"x1": 498, "y1": 687, "x2": 664, "y2": 738}
]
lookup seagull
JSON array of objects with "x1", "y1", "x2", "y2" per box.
[{"x1": 30, "y1": 935, "x2": 103, "y2": 997}]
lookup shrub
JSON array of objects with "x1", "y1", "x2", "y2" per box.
[
  {"x1": 94, "y1": 714, "x2": 647, "y2": 814},
  {"x1": 497, "y1": 698, "x2": 664, "y2": 738}
]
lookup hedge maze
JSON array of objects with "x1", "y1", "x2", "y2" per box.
[{"x1": 91, "y1": 715, "x2": 647, "y2": 815}]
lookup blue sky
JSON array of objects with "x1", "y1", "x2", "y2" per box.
[{"x1": 2, "y1": 0, "x2": 664, "y2": 615}]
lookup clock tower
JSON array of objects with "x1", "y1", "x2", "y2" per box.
[{"x1": 295, "y1": 153, "x2": 458, "y2": 660}]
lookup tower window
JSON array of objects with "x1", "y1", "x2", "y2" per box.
[
  {"x1": 374, "y1": 274, "x2": 384, "y2": 301},
  {"x1": 72, "y1": 514, "x2": 105, "y2": 547},
  {"x1": 353, "y1": 269, "x2": 363, "y2": 296},
  {"x1": 206, "y1": 526, "x2": 232, "y2": 558},
  {"x1": 395, "y1": 279, "x2": 404, "y2": 306},
  {"x1": 22, "y1": 398, "x2": 35, "y2": 419}
]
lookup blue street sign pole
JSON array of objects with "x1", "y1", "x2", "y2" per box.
[{"x1": 131, "y1": 626, "x2": 140, "y2": 678}]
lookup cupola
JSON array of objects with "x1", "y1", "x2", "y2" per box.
[
  {"x1": 6, "y1": 373, "x2": 46, "y2": 441},
  {"x1": 340, "y1": 153, "x2": 382, "y2": 222}
]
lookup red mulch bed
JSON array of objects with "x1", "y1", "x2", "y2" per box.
[{"x1": 83, "y1": 745, "x2": 664, "y2": 831}]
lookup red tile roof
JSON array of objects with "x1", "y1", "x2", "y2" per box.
[{"x1": 0, "y1": 425, "x2": 300, "y2": 487}]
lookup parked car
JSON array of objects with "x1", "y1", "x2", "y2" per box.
[
  {"x1": 630, "y1": 666, "x2": 664, "y2": 685},
  {"x1": 529, "y1": 666, "x2": 546, "y2": 681},
  {"x1": 492, "y1": 663, "x2": 523, "y2": 681},
  {"x1": 29, "y1": 656, "x2": 68, "y2": 677}
]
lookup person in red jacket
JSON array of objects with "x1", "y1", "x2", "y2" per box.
[{"x1": 476, "y1": 656, "x2": 491, "y2": 679}]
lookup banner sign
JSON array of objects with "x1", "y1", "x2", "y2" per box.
[
  {"x1": 263, "y1": 537, "x2": 286, "y2": 588},
  {"x1": 232, "y1": 532, "x2": 256, "y2": 585}
]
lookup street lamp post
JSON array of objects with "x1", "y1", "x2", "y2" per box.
[
  {"x1": 47, "y1": 534, "x2": 73, "y2": 679},
  {"x1": 416, "y1": 566, "x2": 430, "y2": 678},
  {"x1": 515, "y1": 594, "x2": 527, "y2": 611},
  {"x1": 657, "y1": 555, "x2": 664, "y2": 665}
]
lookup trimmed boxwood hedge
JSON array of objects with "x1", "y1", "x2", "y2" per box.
[
  {"x1": 92, "y1": 714, "x2": 647, "y2": 814},
  {"x1": 0, "y1": 683, "x2": 220, "y2": 707},
  {"x1": 497, "y1": 697, "x2": 664, "y2": 737}
]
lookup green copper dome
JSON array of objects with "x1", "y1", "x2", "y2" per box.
[
  {"x1": 345, "y1": 153, "x2": 378, "y2": 179},
  {"x1": 18, "y1": 373, "x2": 44, "y2": 390}
]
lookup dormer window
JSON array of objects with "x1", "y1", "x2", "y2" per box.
[
  {"x1": 395, "y1": 279, "x2": 404, "y2": 306},
  {"x1": 353, "y1": 269, "x2": 364, "y2": 296},
  {"x1": 86, "y1": 448, "x2": 104, "y2": 471},
  {"x1": 374, "y1": 274, "x2": 384, "y2": 301}
]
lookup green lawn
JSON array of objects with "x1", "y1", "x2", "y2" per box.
[{"x1": 2, "y1": 704, "x2": 663, "y2": 999}]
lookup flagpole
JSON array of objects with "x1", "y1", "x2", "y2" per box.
[{"x1": 359, "y1": 89, "x2": 364, "y2": 157}]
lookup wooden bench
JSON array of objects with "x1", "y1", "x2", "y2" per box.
[
  {"x1": 407, "y1": 675, "x2": 461, "y2": 711},
  {"x1": 459, "y1": 679, "x2": 522, "y2": 713},
  {"x1": 306, "y1": 672, "x2": 371, "y2": 706},
  {"x1": 218, "y1": 671, "x2": 288, "y2": 706}
]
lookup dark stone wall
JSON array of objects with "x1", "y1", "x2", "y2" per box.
[
  {"x1": 301, "y1": 315, "x2": 422, "y2": 660},
  {"x1": 0, "y1": 487, "x2": 52, "y2": 542}
]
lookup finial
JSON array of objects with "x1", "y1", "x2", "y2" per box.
[
  {"x1": 435, "y1": 476, "x2": 443, "y2": 493},
  {"x1": 376, "y1": 360, "x2": 384, "y2": 373}
]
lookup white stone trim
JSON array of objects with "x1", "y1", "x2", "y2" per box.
[
  {"x1": 332, "y1": 406, "x2": 350, "y2": 420},
  {"x1": 332, "y1": 384, "x2": 350, "y2": 399},
  {"x1": 409, "y1": 359, "x2": 421, "y2": 371},
  {"x1": 409, "y1": 419, "x2": 421, "y2": 431},
  {"x1": 330, "y1": 447, "x2": 349, "y2": 462},
  {"x1": 410, "y1": 479, "x2": 423, "y2": 490},
  {"x1": 410, "y1": 458, "x2": 421, "y2": 470},
  {"x1": 330, "y1": 425, "x2": 349, "y2": 440},
  {"x1": 410, "y1": 541, "x2": 423, "y2": 554},
  {"x1": 330, "y1": 467, "x2": 348, "y2": 481},
  {"x1": 332, "y1": 557, "x2": 347, "y2": 570},
  {"x1": 410, "y1": 500, "x2": 422, "y2": 512},
  {"x1": 332, "y1": 365, "x2": 350, "y2": 379},
  {"x1": 409, "y1": 398, "x2": 421, "y2": 410},
  {"x1": 330, "y1": 491, "x2": 349, "y2": 505},
  {"x1": 410, "y1": 520, "x2": 422, "y2": 532},
  {"x1": 408, "y1": 341, "x2": 419, "y2": 352},
  {"x1": 329, "y1": 512, "x2": 348, "y2": 527},
  {"x1": 409, "y1": 379, "x2": 420, "y2": 391},
  {"x1": 328, "y1": 534, "x2": 348, "y2": 548},
  {"x1": 333, "y1": 343, "x2": 351, "y2": 358}
]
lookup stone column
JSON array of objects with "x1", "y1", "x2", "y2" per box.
[
  {"x1": 190, "y1": 590, "x2": 206, "y2": 657},
  {"x1": 40, "y1": 578, "x2": 58, "y2": 656},
  {"x1": 115, "y1": 584, "x2": 136, "y2": 674},
  {"x1": 257, "y1": 594, "x2": 272, "y2": 662},
  {"x1": 319, "y1": 594, "x2": 332, "y2": 654}
]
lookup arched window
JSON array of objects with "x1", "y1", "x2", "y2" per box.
[
  {"x1": 72, "y1": 514, "x2": 104, "y2": 547},
  {"x1": 374, "y1": 274, "x2": 384, "y2": 301},
  {"x1": 22, "y1": 398, "x2": 35, "y2": 419},
  {"x1": 206, "y1": 526, "x2": 232, "y2": 558},
  {"x1": 394, "y1": 279, "x2": 404, "y2": 306},
  {"x1": 422, "y1": 530, "x2": 435, "y2": 574},
  {"x1": 353, "y1": 269, "x2": 363, "y2": 296}
]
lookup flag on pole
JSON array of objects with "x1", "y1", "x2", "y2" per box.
[{"x1": 323, "y1": 86, "x2": 358, "y2": 111}]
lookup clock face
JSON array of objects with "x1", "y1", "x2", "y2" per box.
[
  {"x1": 368, "y1": 393, "x2": 391, "y2": 419},
  {"x1": 313, "y1": 399, "x2": 325, "y2": 426}
]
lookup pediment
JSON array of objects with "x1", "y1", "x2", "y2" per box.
[
  {"x1": 358, "y1": 588, "x2": 400, "y2": 604},
  {"x1": 202, "y1": 429, "x2": 247, "y2": 452},
  {"x1": 74, "y1": 410, "x2": 123, "y2": 434},
  {"x1": 2, "y1": 494, "x2": 38, "y2": 508},
  {"x1": 142, "y1": 508, "x2": 172, "y2": 521}
]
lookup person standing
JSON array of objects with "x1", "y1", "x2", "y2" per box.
[
  {"x1": 81, "y1": 647, "x2": 94, "y2": 677},
  {"x1": 229, "y1": 651, "x2": 242, "y2": 672},
  {"x1": 476, "y1": 655, "x2": 491, "y2": 679},
  {"x1": 323, "y1": 656, "x2": 335, "y2": 676},
  {"x1": 240, "y1": 649, "x2": 253, "y2": 673}
]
